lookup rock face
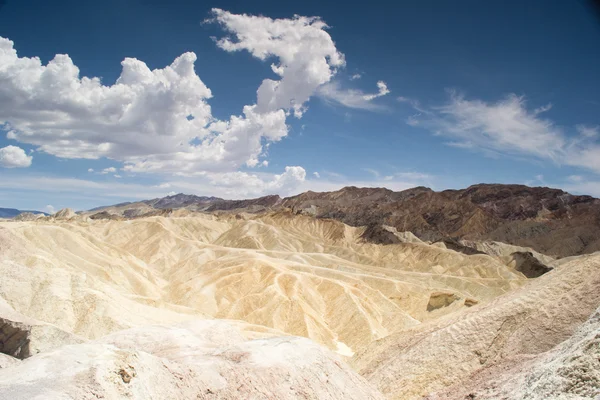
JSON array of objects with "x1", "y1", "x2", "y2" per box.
[
  {"x1": 0, "y1": 320, "x2": 385, "y2": 400},
  {"x1": 510, "y1": 251, "x2": 553, "y2": 278},
  {"x1": 282, "y1": 184, "x2": 600, "y2": 258}
]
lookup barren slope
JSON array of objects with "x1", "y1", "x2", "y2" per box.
[
  {"x1": 352, "y1": 251, "x2": 600, "y2": 399},
  {"x1": 0, "y1": 211, "x2": 526, "y2": 357}
]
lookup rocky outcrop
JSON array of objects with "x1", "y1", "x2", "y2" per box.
[
  {"x1": 510, "y1": 251, "x2": 553, "y2": 278},
  {"x1": 53, "y1": 208, "x2": 76, "y2": 220},
  {"x1": 0, "y1": 298, "x2": 83, "y2": 359}
]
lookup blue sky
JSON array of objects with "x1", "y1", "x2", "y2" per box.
[{"x1": 0, "y1": 0, "x2": 599, "y2": 211}]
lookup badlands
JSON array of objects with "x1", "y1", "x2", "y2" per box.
[{"x1": 0, "y1": 184, "x2": 599, "y2": 399}]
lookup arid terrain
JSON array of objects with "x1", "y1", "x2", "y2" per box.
[{"x1": 1, "y1": 184, "x2": 599, "y2": 399}]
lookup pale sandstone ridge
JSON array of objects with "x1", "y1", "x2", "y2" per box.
[
  {"x1": 0, "y1": 320, "x2": 384, "y2": 400},
  {"x1": 52, "y1": 208, "x2": 77, "y2": 220}
]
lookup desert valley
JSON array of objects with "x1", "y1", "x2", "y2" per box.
[{"x1": 0, "y1": 184, "x2": 599, "y2": 399}]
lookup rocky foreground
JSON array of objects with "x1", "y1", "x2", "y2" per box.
[{"x1": 1, "y1": 185, "x2": 599, "y2": 399}]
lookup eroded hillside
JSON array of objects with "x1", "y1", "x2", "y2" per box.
[{"x1": 0, "y1": 209, "x2": 598, "y2": 399}]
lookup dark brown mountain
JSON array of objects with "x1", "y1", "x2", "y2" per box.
[
  {"x1": 206, "y1": 194, "x2": 282, "y2": 212},
  {"x1": 91, "y1": 184, "x2": 600, "y2": 258},
  {"x1": 281, "y1": 184, "x2": 600, "y2": 258}
]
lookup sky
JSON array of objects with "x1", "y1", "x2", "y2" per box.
[{"x1": 0, "y1": 0, "x2": 599, "y2": 212}]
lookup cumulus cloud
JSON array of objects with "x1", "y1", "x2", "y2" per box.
[
  {"x1": 45, "y1": 205, "x2": 55, "y2": 214},
  {"x1": 0, "y1": 10, "x2": 352, "y2": 194},
  {"x1": 87, "y1": 168, "x2": 94, "y2": 173},
  {"x1": 0, "y1": 38, "x2": 213, "y2": 163},
  {"x1": 405, "y1": 93, "x2": 600, "y2": 174},
  {"x1": 317, "y1": 80, "x2": 391, "y2": 110},
  {"x1": 202, "y1": 166, "x2": 306, "y2": 197},
  {"x1": 350, "y1": 73, "x2": 361, "y2": 80},
  {"x1": 313, "y1": 171, "x2": 320, "y2": 178},
  {"x1": 209, "y1": 8, "x2": 345, "y2": 118},
  {"x1": 0, "y1": 145, "x2": 32, "y2": 168}
]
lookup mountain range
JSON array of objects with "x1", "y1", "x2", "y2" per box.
[
  {"x1": 88, "y1": 183, "x2": 600, "y2": 258},
  {"x1": 0, "y1": 208, "x2": 48, "y2": 218}
]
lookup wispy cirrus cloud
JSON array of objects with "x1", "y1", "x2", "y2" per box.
[
  {"x1": 403, "y1": 92, "x2": 600, "y2": 174},
  {"x1": 317, "y1": 80, "x2": 391, "y2": 110}
]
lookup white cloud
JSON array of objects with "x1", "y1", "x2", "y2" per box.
[
  {"x1": 113, "y1": 174, "x2": 122, "y2": 178},
  {"x1": 0, "y1": 164, "x2": 435, "y2": 206},
  {"x1": 100, "y1": 167, "x2": 117, "y2": 174},
  {"x1": 407, "y1": 93, "x2": 600, "y2": 175},
  {"x1": 363, "y1": 81, "x2": 390, "y2": 101},
  {"x1": 0, "y1": 9, "x2": 345, "y2": 177},
  {"x1": 0, "y1": 166, "x2": 306, "y2": 200},
  {"x1": 317, "y1": 80, "x2": 391, "y2": 110},
  {"x1": 87, "y1": 168, "x2": 94, "y2": 173},
  {"x1": 0, "y1": 37, "x2": 215, "y2": 164},
  {"x1": 350, "y1": 73, "x2": 361, "y2": 80},
  {"x1": 0, "y1": 145, "x2": 32, "y2": 168},
  {"x1": 313, "y1": 171, "x2": 320, "y2": 178},
  {"x1": 45, "y1": 204, "x2": 55, "y2": 214},
  {"x1": 209, "y1": 8, "x2": 345, "y2": 118}
]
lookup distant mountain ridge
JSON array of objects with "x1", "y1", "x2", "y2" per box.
[
  {"x1": 0, "y1": 208, "x2": 48, "y2": 218},
  {"x1": 90, "y1": 183, "x2": 600, "y2": 258},
  {"x1": 143, "y1": 193, "x2": 223, "y2": 209}
]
